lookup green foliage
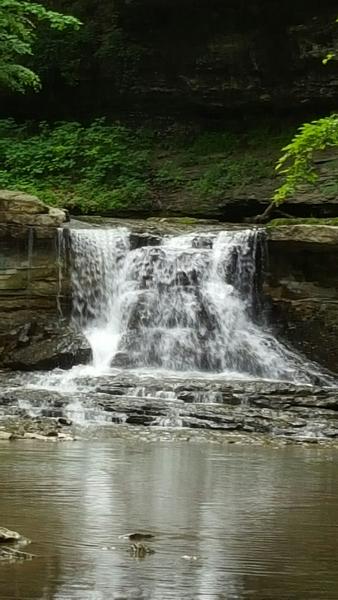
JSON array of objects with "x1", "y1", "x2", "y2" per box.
[
  {"x1": 191, "y1": 156, "x2": 272, "y2": 199},
  {"x1": 323, "y1": 52, "x2": 335, "y2": 65},
  {"x1": 186, "y1": 131, "x2": 239, "y2": 156},
  {"x1": 0, "y1": 119, "x2": 152, "y2": 211},
  {"x1": 153, "y1": 161, "x2": 186, "y2": 187},
  {"x1": 0, "y1": 0, "x2": 81, "y2": 93},
  {"x1": 274, "y1": 16, "x2": 338, "y2": 207},
  {"x1": 0, "y1": 120, "x2": 292, "y2": 214},
  {"x1": 273, "y1": 115, "x2": 338, "y2": 205},
  {"x1": 28, "y1": 0, "x2": 146, "y2": 92},
  {"x1": 322, "y1": 17, "x2": 338, "y2": 64}
]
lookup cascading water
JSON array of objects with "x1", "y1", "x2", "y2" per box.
[
  {"x1": 70, "y1": 228, "x2": 130, "y2": 369},
  {"x1": 67, "y1": 226, "x2": 322, "y2": 384}
]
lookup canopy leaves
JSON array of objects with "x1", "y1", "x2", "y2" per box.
[{"x1": 0, "y1": 0, "x2": 81, "y2": 93}]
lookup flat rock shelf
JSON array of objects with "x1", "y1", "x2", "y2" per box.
[{"x1": 1, "y1": 372, "x2": 338, "y2": 444}]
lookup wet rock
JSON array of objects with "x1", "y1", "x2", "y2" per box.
[
  {"x1": 127, "y1": 533, "x2": 155, "y2": 542},
  {"x1": 192, "y1": 236, "x2": 213, "y2": 249},
  {"x1": 0, "y1": 547, "x2": 34, "y2": 562},
  {"x1": 266, "y1": 228, "x2": 338, "y2": 373},
  {"x1": 129, "y1": 232, "x2": 162, "y2": 249},
  {"x1": 2, "y1": 323, "x2": 91, "y2": 370},
  {"x1": 129, "y1": 543, "x2": 155, "y2": 559},
  {"x1": 23, "y1": 432, "x2": 49, "y2": 441},
  {"x1": 0, "y1": 528, "x2": 32, "y2": 562},
  {"x1": 0, "y1": 528, "x2": 24, "y2": 544},
  {"x1": 0, "y1": 431, "x2": 13, "y2": 441},
  {"x1": 111, "y1": 352, "x2": 131, "y2": 368},
  {"x1": 1, "y1": 372, "x2": 338, "y2": 444},
  {"x1": 58, "y1": 417, "x2": 72, "y2": 426}
]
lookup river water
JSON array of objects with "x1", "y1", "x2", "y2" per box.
[{"x1": 1, "y1": 440, "x2": 338, "y2": 600}]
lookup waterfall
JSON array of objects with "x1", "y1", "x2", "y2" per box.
[{"x1": 66, "y1": 226, "x2": 322, "y2": 383}]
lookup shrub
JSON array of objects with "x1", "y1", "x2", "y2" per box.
[{"x1": 0, "y1": 119, "x2": 152, "y2": 211}]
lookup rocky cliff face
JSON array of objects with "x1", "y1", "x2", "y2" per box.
[
  {"x1": 0, "y1": 191, "x2": 89, "y2": 369},
  {"x1": 267, "y1": 226, "x2": 338, "y2": 374},
  {"x1": 3, "y1": 0, "x2": 338, "y2": 120},
  {"x1": 116, "y1": 0, "x2": 338, "y2": 116}
]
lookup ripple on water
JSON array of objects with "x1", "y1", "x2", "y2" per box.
[{"x1": 0, "y1": 441, "x2": 338, "y2": 599}]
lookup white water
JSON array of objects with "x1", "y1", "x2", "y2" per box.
[{"x1": 66, "y1": 227, "x2": 323, "y2": 384}]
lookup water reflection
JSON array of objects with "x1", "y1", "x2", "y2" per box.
[{"x1": 1, "y1": 441, "x2": 338, "y2": 599}]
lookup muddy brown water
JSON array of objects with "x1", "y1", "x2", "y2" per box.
[{"x1": 1, "y1": 439, "x2": 338, "y2": 600}]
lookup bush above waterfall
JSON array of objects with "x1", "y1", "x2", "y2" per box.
[
  {"x1": 0, "y1": 118, "x2": 298, "y2": 215},
  {"x1": 0, "y1": 119, "x2": 153, "y2": 212}
]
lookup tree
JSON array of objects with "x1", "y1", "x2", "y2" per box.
[
  {"x1": 0, "y1": 0, "x2": 81, "y2": 93},
  {"x1": 272, "y1": 19, "x2": 338, "y2": 209},
  {"x1": 273, "y1": 114, "x2": 338, "y2": 205}
]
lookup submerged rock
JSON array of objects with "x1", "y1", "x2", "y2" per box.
[
  {"x1": 129, "y1": 543, "x2": 155, "y2": 559},
  {"x1": 0, "y1": 527, "x2": 32, "y2": 562},
  {"x1": 125, "y1": 533, "x2": 155, "y2": 542},
  {"x1": 0, "y1": 527, "x2": 24, "y2": 544},
  {"x1": 0, "y1": 547, "x2": 34, "y2": 562}
]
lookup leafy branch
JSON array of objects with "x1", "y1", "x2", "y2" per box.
[
  {"x1": 0, "y1": 0, "x2": 81, "y2": 93},
  {"x1": 273, "y1": 115, "x2": 338, "y2": 205}
]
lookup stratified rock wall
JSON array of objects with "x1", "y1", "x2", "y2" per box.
[
  {"x1": 267, "y1": 226, "x2": 338, "y2": 373},
  {"x1": 0, "y1": 191, "x2": 89, "y2": 369},
  {"x1": 2, "y1": 0, "x2": 338, "y2": 119}
]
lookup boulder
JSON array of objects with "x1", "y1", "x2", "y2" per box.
[
  {"x1": 0, "y1": 190, "x2": 48, "y2": 214},
  {"x1": 0, "y1": 527, "x2": 28, "y2": 545},
  {"x1": 1, "y1": 320, "x2": 91, "y2": 370},
  {"x1": 0, "y1": 189, "x2": 67, "y2": 237}
]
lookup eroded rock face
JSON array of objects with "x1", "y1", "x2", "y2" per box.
[
  {"x1": 3, "y1": 0, "x2": 338, "y2": 119},
  {"x1": 0, "y1": 190, "x2": 88, "y2": 369},
  {"x1": 0, "y1": 190, "x2": 68, "y2": 237},
  {"x1": 1, "y1": 318, "x2": 91, "y2": 370},
  {"x1": 267, "y1": 225, "x2": 338, "y2": 245},
  {"x1": 266, "y1": 227, "x2": 338, "y2": 373}
]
